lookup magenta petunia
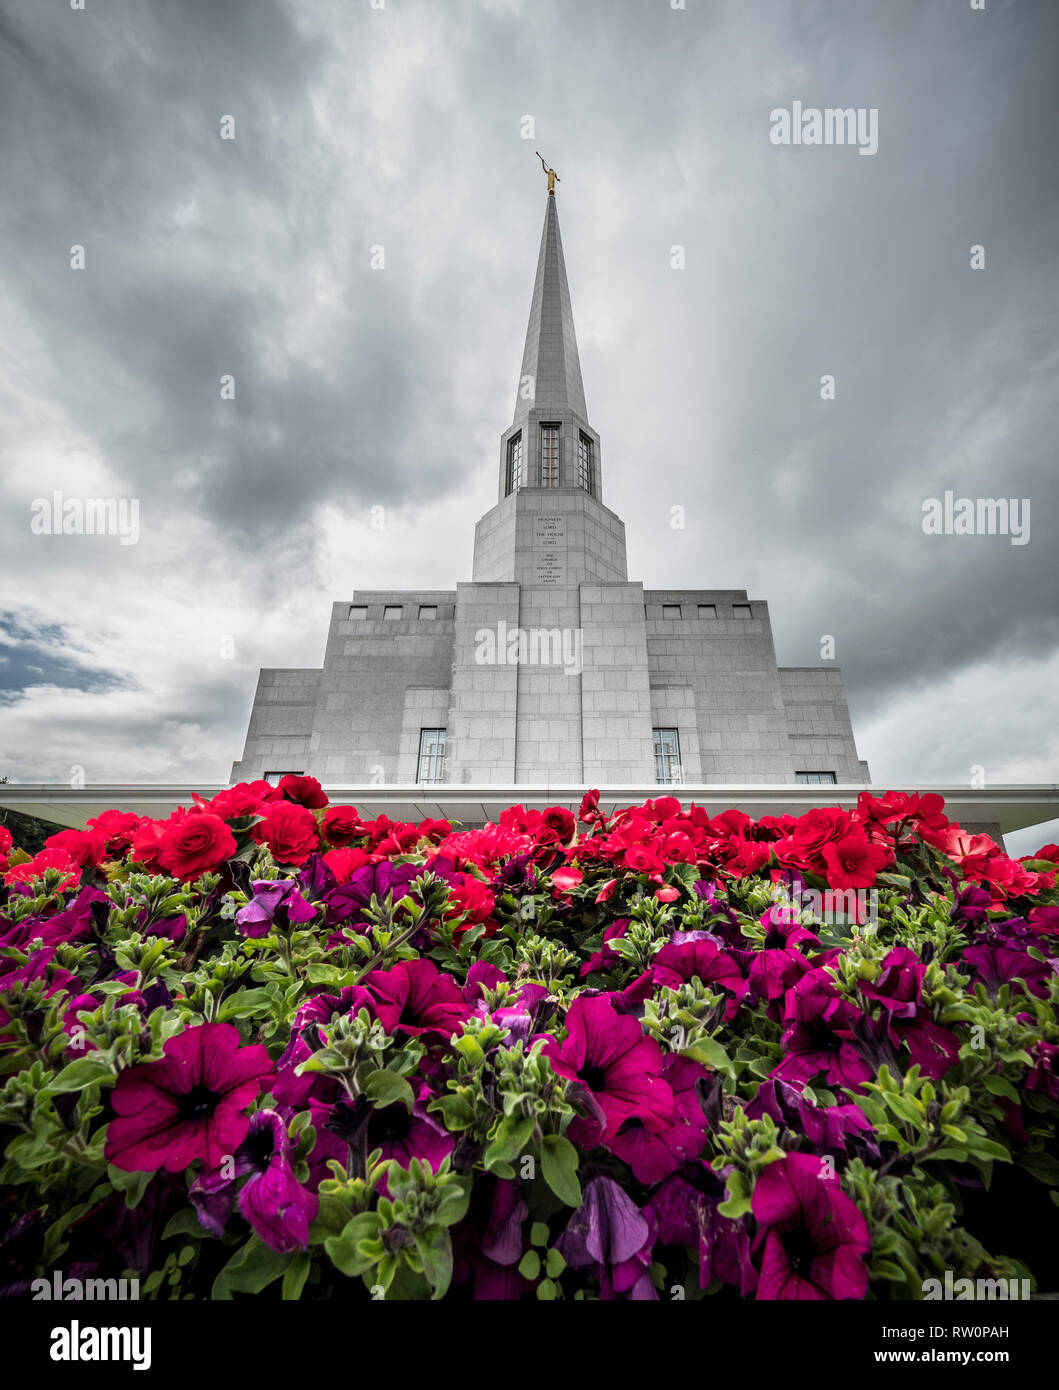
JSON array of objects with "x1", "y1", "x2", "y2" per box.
[
  {"x1": 607, "y1": 1054, "x2": 710, "y2": 1183},
  {"x1": 363, "y1": 957, "x2": 472, "y2": 1040},
  {"x1": 191, "y1": 1109, "x2": 317, "y2": 1253},
  {"x1": 541, "y1": 994, "x2": 673, "y2": 1147},
  {"x1": 105, "y1": 1022, "x2": 273, "y2": 1173},
  {"x1": 751, "y1": 1152, "x2": 870, "y2": 1301},
  {"x1": 646, "y1": 938, "x2": 746, "y2": 1021},
  {"x1": 771, "y1": 969, "x2": 873, "y2": 1092}
]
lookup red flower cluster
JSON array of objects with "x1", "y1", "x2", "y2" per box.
[{"x1": 4, "y1": 781, "x2": 1054, "y2": 916}]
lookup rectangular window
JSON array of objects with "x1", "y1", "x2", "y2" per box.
[
  {"x1": 348, "y1": 605, "x2": 368, "y2": 620},
  {"x1": 662, "y1": 603, "x2": 682, "y2": 619},
  {"x1": 417, "y1": 728, "x2": 446, "y2": 784},
  {"x1": 653, "y1": 728, "x2": 682, "y2": 785},
  {"x1": 506, "y1": 431, "x2": 523, "y2": 495},
  {"x1": 697, "y1": 604, "x2": 717, "y2": 619},
  {"x1": 418, "y1": 605, "x2": 438, "y2": 620},
  {"x1": 383, "y1": 605, "x2": 403, "y2": 620},
  {"x1": 540, "y1": 423, "x2": 560, "y2": 487},
  {"x1": 264, "y1": 770, "x2": 303, "y2": 784},
  {"x1": 577, "y1": 432, "x2": 593, "y2": 493},
  {"x1": 796, "y1": 771, "x2": 837, "y2": 785},
  {"x1": 733, "y1": 604, "x2": 752, "y2": 618}
]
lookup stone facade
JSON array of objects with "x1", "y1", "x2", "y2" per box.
[{"x1": 232, "y1": 191, "x2": 869, "y2": 789}]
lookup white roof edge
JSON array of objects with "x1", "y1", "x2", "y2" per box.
[{"x1": 2, "y1": 784, "x2": 1058, "y2": 835}]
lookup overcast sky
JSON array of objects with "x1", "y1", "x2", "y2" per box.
[{"x1": 1, "y1": 0, "x2": 1056, "y2": 852}]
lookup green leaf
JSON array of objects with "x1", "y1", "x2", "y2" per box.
[
  {"x1": 1019, "y1": 1151, "x2": 1059, "y2": 1186},
  {"x1": 325, "y1": 1213, "x2": 383, "y2": 1278},
  {"x1": 484, "y1": 1114, "x2": 536, "y2": 1168},
  {"x1": 363, "y1": 1070, "x2": 415, "y2": 1111},
  {"x1": 282, "y1": 1251, "x2": 311, "y2": 1300},
  {"x1": 216, "y1": 988, "x2": 272, "y2": 1022},
  {"x1": 530, "y1": 1222, "x2": 550, "y2": 1248},
  {"x1": 540, "y1": 1134, "x2": 582, "y2": 1207},
  {"x1": 211, "y1": 1236, "x2": 290, "y2": 1300},
  {"x1": 414, "y1": 1229, "x2": 454, "y2": 1300},
  {"x1": 107, "y1": 1164, "x2": 153, "y2": 1210},
  {"x1": 982, "y1": 1074, "x2": 1020, "y2": 1103},
  {"x1": 545, "y1": 1247, "x2": 566, "y2": 1278},
  {"x1": 45, "y1": 1055, "x2": 114, "y2": 1094},
  {"x1": 537, "y1": 1277, "x2": 557, "y2": 1300},
  {"x1": 681, "y1": 1037, "x2": 735, "y2": 1078},
  {"x1": 518, "y1": 1250, "x2": 541, "y2": 1280},
  {"x1": 161, "y1": 1209, "x2": 205, "y2": 1241}
]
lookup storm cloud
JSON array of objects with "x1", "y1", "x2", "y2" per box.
[{"x1": 0, "y1": 0, "x2": 1056, "y2": 850}]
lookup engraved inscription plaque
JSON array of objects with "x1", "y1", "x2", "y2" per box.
[{"x1": 533, "y1": 514, "x2": 566, "y2": 585}]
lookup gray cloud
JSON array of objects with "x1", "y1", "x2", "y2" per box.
[{"x1": 0, "y1": 0, "x2": 1056, "y2": 833}]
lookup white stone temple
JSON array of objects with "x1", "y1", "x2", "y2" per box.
[{"x1": 231, "y1": 181, "x2": 869, "y2": 791}]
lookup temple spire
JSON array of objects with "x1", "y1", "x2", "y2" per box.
[{"x1": 513, "y1": 188, "x2": 588, "y2": 428}]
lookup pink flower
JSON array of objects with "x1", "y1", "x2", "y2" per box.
[
  {"x1": 542, "y1": 994, "x2": 673, "y2": 1147},
  {"x1": 105, "y1": 1022, "x2": 274, "y2": 1172},
  {"x1": 363, "y1": 958, "x2": 472, "y2": 1040},
  {"x1": 752, "y1": 1153, "x2": 870, "y2": 1300}
]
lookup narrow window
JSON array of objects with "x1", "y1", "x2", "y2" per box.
[
  {"x1": 540, "y1": 423, "x2": 560, "y2": 487},
  {"x1": 653, "y1": 728, "x2": 682, "y2": 785},
  {"x1": 418, "y1": 605, "x2": 438, "y2": 620},
  {"x1": 733, "y1": 604, "x2": 752, "y2": 618},
  {"x1": 796, "y1": 771, "x2": 837, "y2": 785},
  {"x1": 577, "y1": 432, "x2": 594, "y2": 493},
  {"x1": 418, "y1": 729, "x2": 446, "y2": 784},
  {"x1": 264, "y1": 770, "x2": 303, "y2": 784},
  {"x1": 697, "y1": 604, "x2": 717, "y2": 619},
  {"x1": 348, "y1": 605, "x2": 368, "y2": 620},
  {"x1": 662, "y1": 603, "x2": 682, "y2": 619},
  {"x1": 506, "y1": 432, "x2": 523, "y2": 495},
  {"x1": 383, "y1": 605, "x2": 403, "y2": 620}
]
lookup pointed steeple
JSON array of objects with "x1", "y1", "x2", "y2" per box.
[{"x1": 513, "y1": 193, "x2": 588, "y2": 427}]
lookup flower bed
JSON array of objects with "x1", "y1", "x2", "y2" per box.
[{"x1": 1, "y1": 781, "x2": 1057, "y2": 1301}]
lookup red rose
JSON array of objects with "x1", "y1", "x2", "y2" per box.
[
  {"x1": 578, "y1": 789, "x2": 602, "y2": 824},
  {"x1": 85, "y1": 809, "x2": 143, "y2": 857},
  {"x1": 445, "y1": 875, "x2": 497, "y2": 937},
  {"x1": 44, "y1": 827, "x2": 108, "y2": 869},
  {"x1": 158, "y1": 810, "x2": 237, "y2": 882},
  {"x1": 130, "y1": 819, "x2": 168, "y2": 873},
  {"x1": 625, "y1": 844, "x2": 665, "y2": 876},
  {"x1": 251, "y1": 801, "x2": 320, "y2": 865},
  {"x1": 376, "y1": 822, "x2": 426, "y2": 855},
  {"x1": 790, "y1": 807, "x2": 852, "y2": 871},
  {"x1": 202, "y1": 786, "x2": 269, "y2": 822},
  {"x1": 541, "y1": 806, "x2": 576, "y2": 844},
  {"x1": 0, "y1": 823, "x2": 12, "y2": 860},
  {"x1": 322, "y1": 805, "x2": 367, "y2": 847},
  {"x1": 417, "y1": 818, "x2": 452, "y2": 844},
  {"x1": 276, "y1": 774, "x2": 328, "y2": 809},
  {"x1": 245, "y1": 779, "x2": 284, "y2": 803}
]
